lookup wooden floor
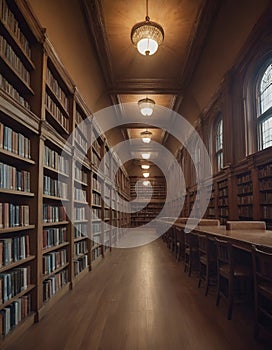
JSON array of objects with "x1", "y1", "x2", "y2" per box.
[{"x1": 4, "y1": 237, "x2": 271, "y2": 350}]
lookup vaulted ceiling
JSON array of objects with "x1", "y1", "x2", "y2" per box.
[{"x1": 82, "y1": 0, "x2": 219, "y2": 172}]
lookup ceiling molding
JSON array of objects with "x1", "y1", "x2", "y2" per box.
[
  {"x1": 81, "y1": 0, "x2": 114, "y2": 87},
  {"x1": 179, "y1": 0, "x2": 220, "y2": 88}
]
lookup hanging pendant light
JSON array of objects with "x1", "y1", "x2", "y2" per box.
[
  {"x1": 143, "y1": 172, "x2": 150, "y2": 178},
  {"x1": 131, "y1": 0, "x2": 164, "y2": 56},
  {"x1": 141, "y1": 129, "x2": 152, "y2": 143},
  {"x1": 138, "y1": 97, "x2": 155, "y2": 116},
  {"x1": 141, "y1": 153, "x2": 150, "y2": 159},
  {"x1": 143, "y1": 180, "x2": 151, "y2": 186},
  {"x1": 141, "y1": 164, "x2": 150, "y2": 170}
]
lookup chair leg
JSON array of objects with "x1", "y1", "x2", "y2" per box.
[
  {"x1": 227, "y1": 280, "x2": 234, "y2": 320},
  {"x1": 216, "y1": 277, "x2": 221, "y2": 306},
  {"x1": 198, "y1": 278, "x2": 201, "y2": 288}
]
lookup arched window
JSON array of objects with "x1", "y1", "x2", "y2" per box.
[
  {"x1": 215, "y1": 117, "x2": 223, "y2": 171},
  {"x1": 257, "y1": 62, "x2": 272, "y2": 150}
]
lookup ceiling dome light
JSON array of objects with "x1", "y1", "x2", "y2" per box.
[
  {"x1": 141, "y1": 130, "x2": 152, "y2": 143},
  {"x1": 143, "y1": 180, "x2": 151, "y2": 186},
  {"x1": 131, "y1": 0, "x2": 164, "y2": 56},
  {"x1": 141, "y1": 153, "x2": 150, "y2": 159},
  {"x1": 143, "y1": 172, "x2": 150, "y2": 178},
  {"x1": 141, "y1": 164, "x2": 150, "y2": 170},
  {"x1": 138, "y1": 97, "x2": 155, "y2": 116}
]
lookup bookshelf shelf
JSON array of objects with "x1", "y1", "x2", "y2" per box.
[
  {"x1": 42, "y1": 221, "x2": 69, "y2": 227},
  {"x1": 42, "y1": 242, "x2": 69, "y2": 255},
  {"x1": 43, "y1": 194, "x2": 69, "y2": 202},
  {"x1": 42, "y1": 263, "x2": 69, "y2": 281},
  {"x1": 0, "y1": 255, "x2": 35, "y2": 273},
  {"x1": 0, "y1": 225, "x2": 35, "y2": 234},
  {"x1": 0, "y1": 148, "x2": 34, "y2": 164},
  {"x1": 0, "y1": 189, "x2": 34, "y2": 196},
  {"x1": 0, "y1": 284, "x2": 35, "y2": 312}
]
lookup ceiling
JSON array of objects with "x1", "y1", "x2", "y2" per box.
[{"x1": 82, "y1": 0, "x2": 219, "y2": 173}]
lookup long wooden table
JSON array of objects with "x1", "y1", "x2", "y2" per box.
[{"x1": 158, "y1": 219, "x2": 272, "y2": 251}]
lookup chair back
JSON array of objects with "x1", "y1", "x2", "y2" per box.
[
  {"x1": 216, "y1": 238, "x2": 232, "y2": 267},
  {"x1": 252, "y1": 245, "x2": 272, "y2": 284},
  {"x1": 198, "y1": 234, "x2": 207, "y2": 255}
]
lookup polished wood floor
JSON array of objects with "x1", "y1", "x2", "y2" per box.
[{"x1": 4, "y1": 236, "x2": 271, "y2": 350}]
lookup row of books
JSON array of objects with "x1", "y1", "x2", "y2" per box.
[
  {"x1": 44, "y1": 144, "x2": 69, "y2": 174},
  {"x1": 259, "y1": 178, "x2": 272, "y2": 191},
  {"x1": 0, "y1": 73, "x2": 30, "y2": 109},
  {"x1": 92, "y1": 138, "x2": 102, "y2": 158},
  {"x1": 43, "y1": 175, "x2": 68, "y2": 199},
  {"x1": 237, "y1": 173, "x2": 251, "y2": 184},
  {"x1": 0, "y1": 266, "x2": 30, "y2": 303},
  {"x1": 0, "y1": 35, "x2": 30, "y2": 85},
  {"x1": 74, "y1": 240, "x2": 87, "y2": 257},
  {"x1": 0, "y1": 235, "x2": 30, "y2": 268},
  {"x1": 75, "y1": 127, "x2": 88, "y2": 153},
  {"x1": 92, "y1": 192, "x2": 102, "y2": 206},
  {"x1": 45, "y1": 93, "x2": 69, "y2": 132},
  {"x1": 92, "y1": 151, "x2": 101, "y2": 169},
  {"x1": 43, "y1": 269, "x2": 68, "y2": 302},
  {"x1": 261, "y1": 192, "x2": 272, "y2": 204},
  {"x1": 262, "y1": 205, "x2": 272, "y2": 219},
  {"x1": 0, "y1": 122, "x2": 31, "y2": 159},
  {"x1": 237, "y1": 183, "x2": 252, "y2": 194},
  {"x1": 92, "y1": 222, "x2": 101, "y2": 234},
  {"x1": 42, "y1": 204, "x2": 67, "y2": 223},
  {"x1": 74, "y1": 165, "x2": 88, "y2": 184},
  {"x1": 74, "y1": 255, "x2": 88, "y2": 276},
  {"x1": 74, "y1": 187, "x2": 87, "y2": 202},
  {"x1": 74, "y1": 223, "x2": 88, "y2": 239},
  {"x1": 0, "y1": 162, "x2": 30, "y2": 192},
  {"x1": 74, "y1": 207, "x2": 86, "y2": 221},
  {"x1": 0, "y1": 0, "x2": 31, "y2": 58},
  {"x1": 0, "y1": 294, "x2": 31, "y2": 336},
  {"x1": 0, "y1": 203, "x2": 29, "y2": 228},
  {"x1": 238, "y1": 206, "x2": 253, "y2": 218},
  {"x1": 42, "y1": 227, "x2": 67, "y2": 250},
  {"x1": 92, "y1": 176, "x2": 102, "y2": 192},
  {"x1": 92, "y1": 207, "x2": 102, "y2": 220},
  {"x1": 42, "y1": 249, "x2": 67, "y2": 275},
  {"x1": 92, "y1": 246, "x2": 102, "y2": 260},
  {"x1": 259, "y1": 163, "x2": 272, "y2": 178},
  {"x1": 46, "y1": 69, "x2": 68, "y2": 112},
  {"x1": 238, "y1": 195, "x2": 253, "y2": 205}
]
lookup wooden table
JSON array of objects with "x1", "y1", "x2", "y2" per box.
[{"x1": 158, "y1": 219, "x2": 272, "y2": 251}]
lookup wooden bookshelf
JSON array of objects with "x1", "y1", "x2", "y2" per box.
[{"x1": 0, "y1": 0, "x2": 133, "y2": 343}]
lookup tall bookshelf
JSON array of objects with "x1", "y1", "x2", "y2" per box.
[{"x1": 0, "y1": 0, "x2": 130, "y2": 342}]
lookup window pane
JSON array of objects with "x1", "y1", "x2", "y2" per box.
[
  {"x1": 217, "y1": 151, "x2": 223, "y2": 170},
  {"x1": 216, "y1": 119, "x2": 223, "y2": 152},
  {"x1": 261, "y1": 116, "x2": 272, "y2": 149},
  {"x1": 260, "y1": 64, "x2": 272, "y2": 114}
]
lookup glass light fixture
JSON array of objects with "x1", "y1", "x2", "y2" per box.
[
  {"x1": 138, "y1": 97, "x2": 155, "y2": 116},
  {"x1": 141, "y1": 153, "x2": 150, "y2": 159},
  {"x1": 143, "y1": 180, "x2": 150, "y2": 186},
  {"x1": 143, "y1": 172, "x2": 150, "y2": 178},
  {"x1": 131, "y1": 0, "x2": 164, "y2": 56},
  {"x1": 141, "y1": 164, "x2": 150, "y2": 170},
  {"x1": 141, "y1": 129, "x2": 152, "y2": 143}
]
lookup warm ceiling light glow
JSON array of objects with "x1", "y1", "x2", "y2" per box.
[
  {"x1": 141, "y1": 164, "x2": 150, "y2": 170},
  {"x1": 141, "y1": 130, "x2": 152, "y2": 143},
  {"x1": 143, "y1": 172, "x2": 150, "y2": 178},
  {"x1": 131, "y1": 0, "x2": 164, "y2": 56},
  {"x1": 141, "y1": 153, "x2": 150, "y2": 159},
  {"x1": 143, "y1": 180, "x2": 150, "y2": 186},
  {"x1": 138, "y1": 97, "x2": 155, "y2": 116}
]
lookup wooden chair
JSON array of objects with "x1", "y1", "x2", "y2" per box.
[
  {"x1": 215, "y1": 238, "x2": 251, "y2": 320},
  {"x1": 176, "y1": 226, "x2": 185, "y2": 262},
  {"x1": 252, "y1": 245, "x2": 272, "y2": 339},
  {"x1": 184, "y1": 232, "x2": 199, "y2": 277},
  {"x1": 198, "y1": 234, "x2": 217, "y2": 296},
  {"x1": 226, "y1": 221, "x2": 266, "y2": 230}
]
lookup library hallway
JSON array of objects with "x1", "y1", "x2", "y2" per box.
[{"x1": 4, "y1": 234, "x2": 271, "y2": 350}]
